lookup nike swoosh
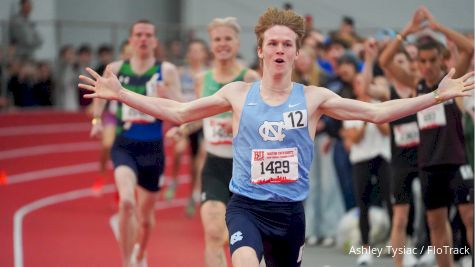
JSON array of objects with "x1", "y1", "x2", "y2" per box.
[
  {"x1": 247, "y1": 103, "x2": 257, "y2": 106},
  {"x1": 288, "y1": 103, "x2": 300, "y2": 108}
]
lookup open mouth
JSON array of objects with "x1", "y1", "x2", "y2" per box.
[
  {"x1": 275, "y1": 58, "x2": 285, "y2": 64},
  {"x1": 216, "y1": 49, "x2": 230, "y2": 54}
]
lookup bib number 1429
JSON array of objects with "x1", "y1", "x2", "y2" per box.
[
  {"x1": 251, "y1": 147, "x2": 298, "y2": 184},
  {"x1": 260, "y1": 160, "x2": 290, "y2": 175}
]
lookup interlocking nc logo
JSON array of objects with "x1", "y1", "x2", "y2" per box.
[
  {"x1": 259, "y1": 121, "x2": 286, "y2": 141},
  {"x1": 230, "y1": 231, "x2": 243, "y2": 245}
]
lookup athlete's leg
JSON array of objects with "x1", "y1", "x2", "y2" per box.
[
  {"x1": 426, "y1": 207, "x2": 454, "y2": 267},
  {"x1": 189, "y1": 140, "x2": 206, "y2": 211},
  {"x1": 391, "y1": 204, "x2": 410, "y2": 267},
  {"x1": 115, "y1": 166, "x2": 139, "y2": 267},
  {"x1": 457, "y1": 203, "x2": 473, "y2": 247},
  {"x1": 100, "y1": 124, "x2": 115, "y2": 173},
  {"x1": 165, "y1": 137, "x2": 187, "y2": 200},
  {"x1": 452, "y1": 174, "x2": 474, "y2": 248},
  {"x1": 232, "y1": 247, "x2": 259, "y2": 267},
  {"x1": 201, "y1": 200, "x2": 228, "y2": 267},
  {"x1": 92, "y1": 123, "x2": 116, "y2": 194},
  {"x1": 352, "y1": 161, "x2": 372, "y2": 246},
  {"x1": 134, "y1": 186, "x2": 159, "y2": 262}
]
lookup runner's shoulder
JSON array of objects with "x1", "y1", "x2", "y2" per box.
[
  {"x1": 218, "y1": 80, "x2": 254, "y2": 97},
  {"x1": 106, "y1": 60, "x2": 124, "y2": 74}
]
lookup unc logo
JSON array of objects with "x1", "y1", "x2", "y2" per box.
[
  {"x1": 230, "y1": 231, "x2": 243, "y2": 245},
  {"x1": 259, "y1": 121, "x2": 286, "y2": 142}
]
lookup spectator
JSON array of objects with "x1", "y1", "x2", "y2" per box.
[
  {"x1": 76, "y1": 44, "x2": 93, "y2": 107},
  {"x1": 9, "y1": 0, "x2": 42, "y2": 60},
  {"x1": 319, "y1": 37, "x2": 350, "y2": 76},
  {"x1": 33, "y1": 61, "x2": 54, "y2": 106},
  {"x1": 56, "y1": 44, "x2": 78, "y2": 111},
  {"x1": 8, "y1": 60, "x2": 37, "y2": 107},
  {"x1": 283, "y1": 2, "x2": 293, "y2": 10},
  {"x1": 120, "y1": 40, "x2": 133, "y2": 60},
  {"x1": 329, "y1": 16, "x2": 363, "y2": 46},
  {"x1": 166, "y1": 39, "x2": 184, "y2": 66},
  {"x1": 95, "y1": 44, "x2": 114, "y2": 76}
]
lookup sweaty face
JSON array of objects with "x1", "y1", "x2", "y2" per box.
[
  {"x1": 417, "y1": 48, "x2": 442, "y2": 81},
  {"x1": 129, "y1": 23, "x2": 158, "y2": 57},
  {"x1": 258, "y1": 25, "x2": 298, "y2": 75},
  {"x1": 209, "y1": 26, "x2": 239, "y2": 61}
]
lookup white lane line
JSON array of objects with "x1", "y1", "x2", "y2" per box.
[
  {"x1": 14, "y1": 187, "x2": 189, "y2": 267},
  {"x1": 0, "y1": 123, "x2": 90, "y2": 137},
  {"x1": 0, "y1": 142, "x2": 100, "y2": 160},
  {"x1": 13, "y1": 185, "x2": 116, "y2": 267},
  {"x1": 8, "y1": 161, "x2": 190, "y2": 185},
  {"x1": 8, "y1": 162, "x2": 99, "y2": 184}
]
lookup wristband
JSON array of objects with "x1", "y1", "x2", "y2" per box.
[
  {"x1": 433, "y1": 89, "x2": 443, "y2": 104},
  {"x1": 91, "y1": 117, "x2": 102, "y2": 125},
  {"x1": 396, "y1": 33, "x2": 406, "y2": 42}
]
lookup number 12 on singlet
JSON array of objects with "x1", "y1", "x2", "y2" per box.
[{"x1": 283, "y1": 110, "x2": 307, "y2": 129}]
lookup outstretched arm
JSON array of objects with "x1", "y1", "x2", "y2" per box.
[
  {"x1": 79, "y1": 67, "x2": 232, "y2": 125},
  {"x1": 319, "y1": 69, "x2": 474, "y2": 123}
]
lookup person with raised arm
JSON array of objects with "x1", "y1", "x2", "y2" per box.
[{"x1": 379, "y1": 6, "x2": 474, "y2": 267}]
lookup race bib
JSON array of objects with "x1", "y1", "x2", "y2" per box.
[
  {"x1": 393, "y1": 121, "x2": 420, "y2": 147},
  {"x1": 417, "y1": 103, "x2": 446, "y2": 130},
  {"x1": 121, "y1": 73, "x2": 160, "y2": 123},
  {"x1": 283, "y1": 110, "x2": 307, "y2": 129},
  {"x1": 122, "y1": 104, "x2": 155, "y2": 123},
  {"x1": 251, "y1": 147, "x2": 298, "y2": 184},
  {"x1": 203, "y1": 117, "x2": 233, "y2": 145}
]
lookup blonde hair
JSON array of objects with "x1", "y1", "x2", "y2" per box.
[
  {"x1": 207, "y1": 17, "x2": 241, "y2": 35},
  {"x1": 292, "y1": 46, "x2": 322, "y2": 86},
  {"x1": 255, "y1": 7, "x2": 305, "y2": 50}
]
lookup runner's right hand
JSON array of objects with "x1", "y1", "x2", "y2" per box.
[{"x1": 79, "y1": 67, "x2": 122, "y2": 101}]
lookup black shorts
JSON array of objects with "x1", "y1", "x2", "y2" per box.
[
  {"x1": 201, "y1": 153, "x2": 233, "y2": 204},
  {"x1": 391, "y1": 166, "x2": 418, "y2": 205},
  {"x1": 188, "y1": 130, "x2": 202, "y2": 156},
  {"x1": 419, "y1": 164, "x2": 474, "y2": 210},
  {"x1": 111, "y1": 135, "x2": 165, "y2": 192},
  {"x1": 452, "y1": 164, "x2": 474, "y2": 204},
  {"x1": 226, "y1": 194, "x2": 305, "y2": 267}
]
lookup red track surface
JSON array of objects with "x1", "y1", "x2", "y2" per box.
[{"x1": 0, "y1": 110, "x2": 228, "y2": 267}]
